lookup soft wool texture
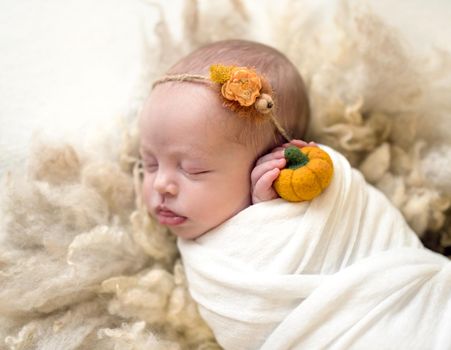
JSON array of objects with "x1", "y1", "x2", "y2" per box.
[{"x1": 1, "y1": 0, "x2": 451, "y2": 348}]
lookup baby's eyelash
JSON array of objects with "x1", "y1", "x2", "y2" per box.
[
  {"x1": 190, "y1": 170, "x2": 211, "y2": 175},
  {"x1": 182, "y1": 167, "x2": 212, "y2": 176},
  {"x1": 143, "y1": 162, "x2": 158, "y2": 172}
]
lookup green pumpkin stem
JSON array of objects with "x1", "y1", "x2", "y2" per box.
[{"x1": 285, "y1": 146, "x2": 309, "y2": 169}]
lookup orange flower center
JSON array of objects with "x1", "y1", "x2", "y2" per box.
[{"x1": 221, "y1": 68, "x2": 262, "y2": 107}]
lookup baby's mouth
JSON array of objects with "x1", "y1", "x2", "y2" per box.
[{"x1": 156, "y1": 207, "x2": 187, "y2": 226}]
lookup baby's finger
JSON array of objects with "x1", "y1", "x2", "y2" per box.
[
  {"x1": 282, "y1": 139, "x2": 307, "y2": 148},
  {"x1": 288, "y1": 139, "x2": 318, "y2": 148},
  {"x1": 251, "y1": 158, "x2": 285, "y2": 186},
  {"x1": 255, "y1": 149, "x2": 285, "y2": 166},
  {"x1": 270, "y1": 146, "x2": 285, "y2": 153},
  {"x1": 252, "y1": 168, "x2": 280, "y2": 203},
  {"x1": 281, "y1": 142, "x2": 304, "y2": 149}
]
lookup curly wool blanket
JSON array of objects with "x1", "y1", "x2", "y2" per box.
[
  {"x1": 178, "y1": 146, "x2": 451, "y2": 349},
  {"x1": 1, "y1": 0, "x2": 451, "y2": 349}
]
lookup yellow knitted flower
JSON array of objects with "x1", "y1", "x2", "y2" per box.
[{"x1": 209, "y1": 64, "x2": 235, "y2": 84}]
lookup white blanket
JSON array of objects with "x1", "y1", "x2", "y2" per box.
[{"x1": 178, "y1": 146, "x2": 451, "y2": 350}]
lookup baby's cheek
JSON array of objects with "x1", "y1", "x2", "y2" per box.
[
  {"x1": 220, "y1": 178, "x2": 251, "y2": 209},
  {"x1": 141, "y1": 174, "x2": 153, "y2": 209}
]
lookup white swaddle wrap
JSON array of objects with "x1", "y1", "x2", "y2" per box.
[{"x1": 177, "y1": 146, "x2": 451, "y2": 350}]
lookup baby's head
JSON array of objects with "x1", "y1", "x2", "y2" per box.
[{"x1": 140, "y1": 39, "x2": 309, "y2": 239}]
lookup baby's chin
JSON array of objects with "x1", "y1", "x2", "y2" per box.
[
  {"x1": 169, "y1": 220, "x2": 226, "y2": 241},
  {"x1": 168, "y1": 224, "x2": 209, "y2": 241}
]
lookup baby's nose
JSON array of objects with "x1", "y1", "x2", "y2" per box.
[{"x1": 153, "y1": 172, "x2": 178, "y2": 196}]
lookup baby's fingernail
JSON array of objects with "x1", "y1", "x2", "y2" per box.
[{"x1": 273, "y1": 151, "x2": 283, "y2": 159}]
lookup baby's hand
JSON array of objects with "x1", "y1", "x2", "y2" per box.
[
  {"x1": 251, "y1": 140, "x2": 317, "y2": 204},
  {"x1": 283, "y1": 139, "x2": 318, "y2": 149}
]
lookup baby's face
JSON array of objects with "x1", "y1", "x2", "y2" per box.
[{"x1": 140, "y1": 84, "x2": 256, "y2": 239}]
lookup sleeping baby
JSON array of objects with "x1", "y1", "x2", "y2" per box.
[{"x1": 139, "y1": 39, "x2": 451, "y2": 350}]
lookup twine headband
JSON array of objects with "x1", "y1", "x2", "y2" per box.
[{"x1": 152, "y1": 64, "x2": 291, "y2": 142}]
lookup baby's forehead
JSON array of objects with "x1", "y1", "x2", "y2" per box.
[
  {"x1": 147, "y1": 82, "x2": 239, "y2": 129},
  {"x1": 142, "y1": 83, "x2": 245, "y2": 145},
  {"x1": 148, "y1": 83, "x2": 220, "y2": 114}
]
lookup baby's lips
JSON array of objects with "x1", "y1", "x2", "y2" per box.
[
  {"x1": 156, "y1": 206, "x2": 183, "y2": 217},
  {"x1": 156, "y1": 208, "x2": 187, "y2": 226}
]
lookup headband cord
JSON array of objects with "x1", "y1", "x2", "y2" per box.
[{"x1": 151, "y1": 66, "x2": 292, "y2": 142}]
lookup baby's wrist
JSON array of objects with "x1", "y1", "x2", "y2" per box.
[{"x1": 252, "y1": 190, "x2": 279, "y2": 204}]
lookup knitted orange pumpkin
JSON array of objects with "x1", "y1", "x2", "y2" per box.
[{"x1": 273, "y1": 146, "x2": 334, "y2": 202}]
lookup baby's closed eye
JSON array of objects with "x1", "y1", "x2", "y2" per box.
[
  {"x1": 179, "y1": 158, "x2": 212, "y2": 174},
  {"x1": 142, "y1": 159, "x2": 158, "y2": 172},
  {"x1": 181, "y1": 166, "x2": 213, "y2": 177}
]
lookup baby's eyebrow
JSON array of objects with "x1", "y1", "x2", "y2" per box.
[
  {"x1": 171, "y1": 144, "x2": 211, "y2": 158},
  {"x1": 139, "y1": 145, "x2": 212, "y2": 162},
  {"x1": 178, "y1": 152, "x2": 210, "y2": 164}
]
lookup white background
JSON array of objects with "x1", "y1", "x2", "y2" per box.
[{"x1": 1, "y1": 0, "x2": 450, "y2": 174}]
